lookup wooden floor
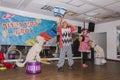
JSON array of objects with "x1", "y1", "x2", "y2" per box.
[{"x1": 0, "y1": 60, "x2": 120, "y2": 80}]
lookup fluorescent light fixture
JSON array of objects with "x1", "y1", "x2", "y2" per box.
[
  {"x1": 86, "y1": 17, "x2": 102, "y2": 21},
  {"x1": 57, "y1": 0, "x2": 71, "y2": 3},
  {"x1": 85, "y1": 12, "x2": 99, "y2": 16},
  {"x1": 87, "y1": 0, "x2": 94, "y2": 1},
  {"x1": 66, "y1": 11, "x2": 77, "y2": 16}
]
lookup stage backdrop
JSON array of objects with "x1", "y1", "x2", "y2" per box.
[{"x1": 0, "y1": 11, "x2": 57, "y2": 46}]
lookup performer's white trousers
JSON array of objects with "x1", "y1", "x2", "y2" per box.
[{"x1": 57, "y1": 46, "x2": 74, "y2": 68}]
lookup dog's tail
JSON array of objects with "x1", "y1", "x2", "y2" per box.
[
  {"x1": 15, "y1": 61, "x2": 26, "y2": 67},
  {"x1": 101, "y1": 59, "x2": 107, "y2": 64}
]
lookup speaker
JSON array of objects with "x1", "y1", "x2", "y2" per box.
[
  {"x1": 88, "y1": 22, "x2": 95, "y2": 32},
  {"x1": 78, "y1": 26, "x2": 82, "y2": 33}
]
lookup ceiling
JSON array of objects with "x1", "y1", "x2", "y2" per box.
[{"x1": 0, "y1": 0, "x2": 120, "y2": 23}]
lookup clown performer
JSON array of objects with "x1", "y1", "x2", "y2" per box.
[{"x1": 57, "y1": 17, "x2": 76, "y2": 71}]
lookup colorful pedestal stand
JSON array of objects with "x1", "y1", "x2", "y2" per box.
[
  {"x1": 54, "y1": 6, "x2": 67, "y2": 17},
  {"x1": 26, "y1": 62, "x2": 41, "y2": 74},
  {"x1": 94, "y1": 57, "x2": 104, "y2": 65}
]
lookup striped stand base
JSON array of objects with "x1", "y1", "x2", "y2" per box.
[{"x1": 26, "y1": 62, "x2": 41, "y2": 74}]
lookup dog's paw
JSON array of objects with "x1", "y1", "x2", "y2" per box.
[{"x1": 101, "y1": 59, "x2": 107, "y2": 64}]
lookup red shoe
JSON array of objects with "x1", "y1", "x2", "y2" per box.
[{"x1": 82, "y1": 64, "x2": 88, "y2": 68}]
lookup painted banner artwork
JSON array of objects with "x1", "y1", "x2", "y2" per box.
[{"x1": 0, "y1": 11, "x2": 57, "y2": 46}]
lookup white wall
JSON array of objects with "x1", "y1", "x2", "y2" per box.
[{"x1": 95, "y1": 20, "x2": 120, "y2": 60}]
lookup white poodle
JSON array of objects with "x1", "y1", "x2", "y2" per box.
[
  {"x1": 90, "y1": 40, "x2": 107, "y2": 64},
  {"x1": 16, "y1": 36, "x2": 45, "y2": 67}
]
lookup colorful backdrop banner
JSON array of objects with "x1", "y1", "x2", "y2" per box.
[{"x1": 0, "y1": 11, "x2": 57, "y2": 45}]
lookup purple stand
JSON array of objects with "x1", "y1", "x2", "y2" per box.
[{"x1": 26, "y1": 62, "x2": 41, "y2": 74}]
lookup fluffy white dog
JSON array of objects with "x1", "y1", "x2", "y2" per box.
[
  {"x1": 90, "y1": 40, "x2": 107, "y2": 64},
  {"x1": 16, "y1": 36, "x2": 45, "y2": 67}
]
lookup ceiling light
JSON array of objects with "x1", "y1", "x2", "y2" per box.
[
  {"x1": 86, "y1": 17, "x2": 102, "y2": 21},
  {"x1": 41, "y1": 5, "x2": 53, "y2": 12},
  {"x1": 66, "y1": 11, "x2": 77, "y2": 16},
  {"x1": 57, "y1": 0, "x2": 71, "y2": 3},
  {"x1": 85, "y1": 12, "x2": 99, "y2": 16},
  {"x1": 87, "y1": 0, "x2": 94, "y2": 1}
]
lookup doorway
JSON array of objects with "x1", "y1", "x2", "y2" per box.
[{"x1": 89, "y1": 32, "x2": 107, "y2": 59}]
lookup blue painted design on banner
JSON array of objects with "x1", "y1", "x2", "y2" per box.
[
  {"x1": 47, "y1": 29, "x2": 56, "y2": 37},
  {"x1": 46, "y1": 23, "x2": 57, "y2": 37},
  {"x1": 51, "y1": 23, "x2": 57, "y2": 33}
]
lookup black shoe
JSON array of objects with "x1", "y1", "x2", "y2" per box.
[
  {"x1": 58, "y1": 67, "x2": 63, "y2": 71},
  {"x1": 14, "y1": 64, "x2": 17, "y2": 69},
  {"x1": 69, "y1": 65, "x2": 74, "y2": 70}
]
